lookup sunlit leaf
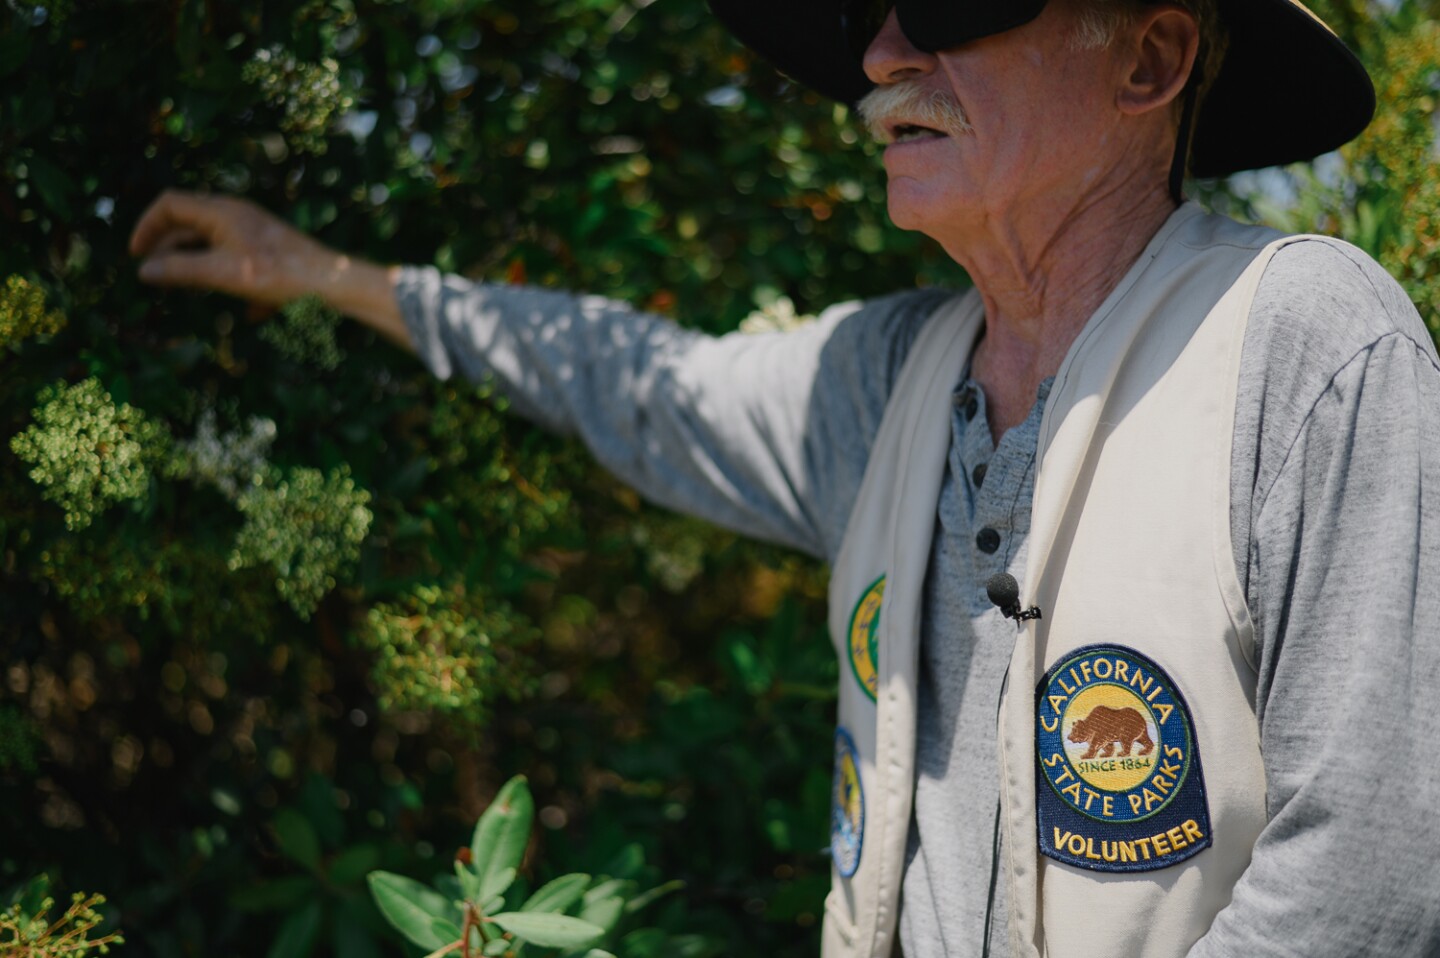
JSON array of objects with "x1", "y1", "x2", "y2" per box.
[
  {"x1": 489, "y1": 912, "x2": 604, "y2": 949},
  {"x1": 520, "y1": 874, "x2": 589, "y2": 914},
  {"x1": 470, "y1": 776, "x2": 533, "y2": 900},
  {"x1": 366, "y1": 872, "x2": 461, "y2": 950}
]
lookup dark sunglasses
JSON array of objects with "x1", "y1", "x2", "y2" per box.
[
  {"x1": 840, "y1": 0, "x2": 893, "y2": 60},
  {"x1": 840, "y1": 0, "x2": 1053, "y2": 62}
]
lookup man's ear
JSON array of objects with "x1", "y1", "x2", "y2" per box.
[{"x1": 1116, "y1": 6, "x2": 1200, "y2": 117}]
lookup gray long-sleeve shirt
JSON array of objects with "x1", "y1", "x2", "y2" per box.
[{"x1": 395, "y1": 235, "x2": 1440, "y2": 957}]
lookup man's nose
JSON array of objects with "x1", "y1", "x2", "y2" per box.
[{"x1": 862, "y1": 9, "x2": 938, "y2": 85}]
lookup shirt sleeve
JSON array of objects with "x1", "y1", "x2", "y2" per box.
[
  {"x1": 1190, "y1": 247, "x2": 1440, "y2": 956},
  {"x1": 392, "y1": 265, "x2": 943, "y2": 559}
]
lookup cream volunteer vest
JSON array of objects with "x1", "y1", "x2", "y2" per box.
[{"x1": 824, "y1": 204, "x2": 1305, "y2": 958}]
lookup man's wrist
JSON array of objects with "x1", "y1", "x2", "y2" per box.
[{"x1": 306, "y1": 251, "x2": 412, "y2": 355}]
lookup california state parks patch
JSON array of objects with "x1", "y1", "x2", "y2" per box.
[
  {"x1": 1036, "y1": 644, "x2": 1212, "y2": 872},
  {"x1": 847, "y1": 576, "x2": 884, "y2": 701}
]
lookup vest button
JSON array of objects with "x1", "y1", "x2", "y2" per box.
[
  {"x1": 972, "y1": 462, "x2": 988, "y2": 488},
  {"x1": 976, "y1": 527, "x2": 1001, "y2": 554}
]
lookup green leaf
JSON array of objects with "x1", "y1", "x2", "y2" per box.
[
  {"x1": 481, "y1": 866, "x2": 516, "y2": 903},
  {"x1": 267, "y1": 900, "x2": 323, "y2": 958},
  {"x1": 489, "y1": 912, "x2": 604, "y2": 950},
  {"x1": 328, "y1": 845, "x2": 383, "y2": 886},
  {"x1": 623, "y1": 880, "x2": 684, "y2": 915},
  {"x1": 454, "y1": 861, "x2": 480, "y2": 901},
  {"x1": 0, "y1": 30, "x2": 29, "y2": 80},
  {"x1": 24, "y1": 154, "x2": 75, "y2": 221},
  {"x1": 481, "y1": 939, "x2": 511, "y2": 957},
  {"x1": 10, "y1": 874, "x2": 49, "y2": 914},
  {"x1": 521, "y1": 874, "x2": 589, "y2": 914},
  {"x1": 470, "y1": 776, "x2": 533, "y2": 900},
  {"x1": 232, "y1": 876, "x2": 319, "y2": 912},
  {"x1": 366, "y1": 872, "x2": 461, "y2": 951},
  {"x1": 616, "y1": 929, "x2": 666, "y2": 958},
  {"x1": 333, "y1": 915, "x2": 383, "y2": 958},
  {"x1": 273, "y1": 808, "x2": 322, "y2": 871},
  {"x1": 578, "y1": 896, "x2": 624, "y2": 934},
  {"x1": 429, "y1": 916, "x2": 464, "y2": 946},
  {"x1": 597, "y1": 844, "x2": 644, "y2": 879},
  {"x1": 582, "y1": 879, "x2": 633, "y2": 904}
]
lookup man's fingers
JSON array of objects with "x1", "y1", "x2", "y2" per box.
[
  {"x1": 148, "y1": 226, "x2": 209, "y2": 256},
  {"x1": 137, "y1": 249, "x2": 228, "y2": 290},
  {"x1": 128, "y1": 190, "x2": 230, "y2": 258}
]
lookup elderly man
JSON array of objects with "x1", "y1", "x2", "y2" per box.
[{"x1": 130, "y1": 0, "x2": 1440, "y2": 955}]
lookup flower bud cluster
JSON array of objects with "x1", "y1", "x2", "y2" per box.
[
  {"x1": 356, "y1": 581, "x2": 536, "y2": 717},
  {"x1": 227, "y1": 463, "x2": 372, "y2": 620},
  {"x1": 242, "y1": 46, "x2": 355, "y2": 155},
  {"x1": 0, "y1": 276, "x2": 67, "y2": 352},
  {"x1": 9, "y1": 378, "x2": 170, "y2": 530},
  {"x1": 0, "y1": 882, "x2": 124, "y2": 958}
]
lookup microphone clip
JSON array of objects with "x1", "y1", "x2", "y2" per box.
[{"x1": 985, "y1": 572, "x2": 1044, "y2": 624}]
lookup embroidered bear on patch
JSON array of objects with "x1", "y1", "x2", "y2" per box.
[{"x1": 1068, "y1": 705, "x2": 1154, "y2": 760}]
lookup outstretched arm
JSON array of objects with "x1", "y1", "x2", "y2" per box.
[{"x1": 130, "y1": 189, "x2": 949, "y2": 558}]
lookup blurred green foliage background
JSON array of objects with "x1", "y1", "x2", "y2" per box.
[{"x1": 0, "y1": 0, "x2": 1436, "y2": 955}]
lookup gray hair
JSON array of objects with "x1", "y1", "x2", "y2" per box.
[{"x1": 1070, "y1": 0, "x2": 1229, "y2": 111}]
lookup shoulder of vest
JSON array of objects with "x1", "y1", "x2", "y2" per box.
[{"x1": 1173, "y1": 210, "x2": 1288, "y2": 253}]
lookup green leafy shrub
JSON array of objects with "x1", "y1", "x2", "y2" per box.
[
  {"x1": 260, "y1": 296, "x2": 346, "y2": 371},
  {"x1": 369, "y1": 776, "x2": 705, "y2": 958},
  {"x1": 0, "y1": 707, "x2": 40, "y2": 775}
]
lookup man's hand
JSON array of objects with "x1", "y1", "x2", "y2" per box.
[{"x1": 129, "y1": 190, "x2": 412, "y2": 352}]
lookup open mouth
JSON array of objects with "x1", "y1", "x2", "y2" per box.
[{"x1": 888, "y1": 122, "x2": 948, "y2": 144}]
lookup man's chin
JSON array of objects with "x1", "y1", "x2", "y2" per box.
[{"x1": 885, "y1": 184, "x2": 950, "y2": 234}]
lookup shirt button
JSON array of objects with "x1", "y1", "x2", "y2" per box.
[
  {"x1": 976, "y1": 527, "x2": 1001, "y2": 554},
  {"x1": 972, "y1": 462, "x2": 988, "y2": 488}
]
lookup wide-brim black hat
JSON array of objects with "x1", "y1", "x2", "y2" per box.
[{"x1": 706, "y1": 0, "x2": 1375, "y2": 178}]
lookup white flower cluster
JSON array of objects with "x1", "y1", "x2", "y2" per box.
[
  {"x1": 173, "y1": 408, "x2": 278, "y2": 500},
  {"x1": 738, "y1": 296, "x2": 816, "y2": 335}
]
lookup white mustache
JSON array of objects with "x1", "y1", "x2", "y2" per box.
[{"x1": 856, "y1": 82, "x2": 973, "y2": 143}]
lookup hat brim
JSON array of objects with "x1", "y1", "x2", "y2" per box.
[
  {"x1": 1189, "y1": 1, "x2": 1374, "y2": 177},
  {"x1": 705, "y1": 0, "x2": 1376, "y2": 178}
]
